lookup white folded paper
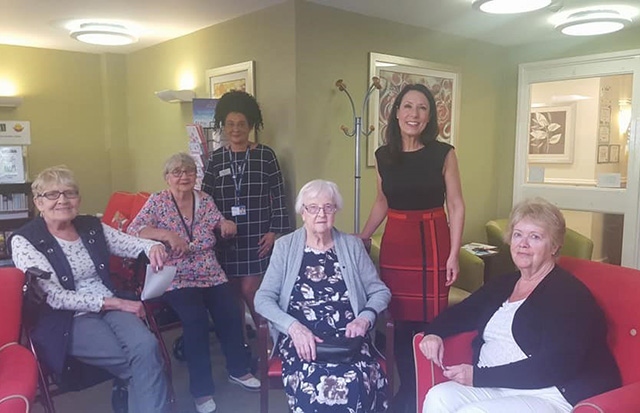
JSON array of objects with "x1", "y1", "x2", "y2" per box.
[{"x1": 141, "y1": 265, "x2": 177, "y2": 301}]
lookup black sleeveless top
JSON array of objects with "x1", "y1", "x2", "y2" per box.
[{"x1": 375, "y1": 140, "x2": 453, "y2": 210}]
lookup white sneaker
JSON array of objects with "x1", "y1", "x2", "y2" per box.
[
  {"x1": 228, "y1": 374, "x2": 261, "y2": 392},
  {"x1": 195, "y1": 398, "x2": 217, "y2": 413}
]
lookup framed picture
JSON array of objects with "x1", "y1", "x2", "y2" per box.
[
  {"x1": 598, "y1": 125, "x2": 610, "y2": 143},
  {"x1": 367, "y1": 52, "x2": 461, "y2": 166},
  {"x1": 609, "y1": 144, "x2": 620, "y2": 163},
  {"x1": 597, "y1": 145, "x2": 610, "y2": 164},
  {"x1": 528, "y1": 105, "x2": 575, "y2": 164},
  {"x1": 205, "y1": 61, "x2": 256, "y2": 141}
]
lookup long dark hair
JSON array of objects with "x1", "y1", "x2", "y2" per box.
[
  {"x1": 212, "y1": 90, "x2": 264, "y2": 133},
  {"x1": 384, "y1": 84, "x2": 438, "y2": 163}
]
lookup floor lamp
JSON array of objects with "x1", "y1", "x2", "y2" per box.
[{"x1": 335, "y1": 77, "x2": 382, "y2": 233}]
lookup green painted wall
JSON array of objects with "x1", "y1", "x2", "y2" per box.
[
  {"x1": 294, "y1": 1, "x2": 509, "y2": 241},
  {"x1": 4, "y1": 1, "x2": 640, "y2": 242},
  {"x1": 0, "y1": 45, "x2": 120, "y2": 215}
]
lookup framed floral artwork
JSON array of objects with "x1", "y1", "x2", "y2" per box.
[
  {"x1": 367, "y1": 53, "x2": 461, "y2": 166},
  {"x1": 528, "y1": 105, "x2": 575, "y2": 164},
  {"x1": 205, "y1": 60, "x2": 256, "y2": 142},
  {"x1": 598, "y1": 145, "x2": 609, "y2": 164}
]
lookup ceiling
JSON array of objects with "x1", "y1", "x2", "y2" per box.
[{"x1": 2, "y1": 0, "x2": 640, "y2": 54}]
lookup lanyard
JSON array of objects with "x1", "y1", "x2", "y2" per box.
[
  {"x1": 170, "y1": 192, "x2": 195, "y2": 242},
  {"x1": 227, "y1": 147, "x2": 250, "y2": 205}
]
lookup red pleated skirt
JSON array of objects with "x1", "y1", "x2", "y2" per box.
[{"x1": 379, "y1": 207, "x2": 451, "y2": 322}]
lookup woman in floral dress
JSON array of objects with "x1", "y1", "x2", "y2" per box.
[{"x1": 255, "y1": 179, "x2": 391, "y2": 412}]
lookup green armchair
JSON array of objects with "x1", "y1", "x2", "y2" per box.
[
  {"x1": 370, "y1": 234, "x2": 484, "y2": 307},
  {"x1": 485, "y1": 218, "x2": 594, "y2": 280}
]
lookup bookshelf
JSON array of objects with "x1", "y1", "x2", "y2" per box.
[{"x1": 0, "y1": 182, "x2": 33, "y2": 264}]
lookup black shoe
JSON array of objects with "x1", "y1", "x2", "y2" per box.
[{"x1": 111, "y1": 378, "x2": 129, "y2": 413}]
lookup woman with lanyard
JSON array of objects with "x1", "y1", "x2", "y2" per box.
[
  {"x1": 202, "y1": 90, "x2": 290, "y2": 335},
  {"x1": 129, "y1": 152, "x2": 260, "y2": 413}
]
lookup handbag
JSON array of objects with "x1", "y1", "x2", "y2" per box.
[{"x1": 315, "y1": 335, "x2": 364, "y2": 364}]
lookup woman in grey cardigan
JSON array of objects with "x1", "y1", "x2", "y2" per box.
[{"x1": 255, "y1": 179, "x2": 391, "y2": 412}]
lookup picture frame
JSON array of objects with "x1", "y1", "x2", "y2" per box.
[
  {"x1": 367, "y1": 52, "x2": 461, "y2": 166},
  {"x1": 597, "y1": 145, "x2": 610, "y2": 164},
  {"x1": 205, "y1": 61, "x2": 256, "y2": 142},
  {"x1": 598, "y1": 125, "x2": 610, "y2": 144},
  {"x1": 609, "y1": 144, "x2": 620, "y2": 163},
  {"x1": 528, "y1": 105, "x2": 576, "y2": 164}
]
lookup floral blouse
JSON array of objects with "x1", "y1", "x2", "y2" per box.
[
  {"x1": 127, "y1": 189, "x2": 228, "y2": 290},
  {"x1": 11, "y1": 224, "x2": 159, "y2": 314}
]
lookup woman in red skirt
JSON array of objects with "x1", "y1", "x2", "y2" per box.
[{"x1": 359, "y1": 83, "x2": 465, "y2": 412}]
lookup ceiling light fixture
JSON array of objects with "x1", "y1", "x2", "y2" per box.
[
  {"x1": 70, "y1": 23, "x2": 138, "y2": 46},
  {"x1": 556, "y1": 9, "x2": 631, "y2": 36},
  {"x1": 472, "y1": 0, "x2": 552, "y2": 14}
]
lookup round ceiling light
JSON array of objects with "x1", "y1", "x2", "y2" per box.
[
  {"x1": 472, "y1": 0, "x2": 552, "y2": 14},
  {"x1": 556, "y1": 10, "x2": 631, "y2": 36},
  {"x1": 70, "y1": 23, "x2": 138, "y2": 46}
]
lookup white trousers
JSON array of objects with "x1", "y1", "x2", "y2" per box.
[{"x1": 422, "y1": 381, "x2": 573, "y2": 413}]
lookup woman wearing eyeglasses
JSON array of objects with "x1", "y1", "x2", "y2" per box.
[
  {"x1": 128, "y1": 152, "x2": 260, "y2": 413},
  {"x1": 10, "y1": 166, "x2": 171, "y2": 413},
  {"x1": 202, "y1": 90, "x2": 290, "y2": 338},
  {"x1": 255, "y1": 179, "x2": 391, "y2": 412}
]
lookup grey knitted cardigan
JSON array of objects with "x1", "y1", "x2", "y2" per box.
[{"x1": 254, "y1": 227, "x2": 391, "y2": 345}]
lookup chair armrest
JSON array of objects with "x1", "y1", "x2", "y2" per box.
[
  {"x1": 413, "y1": 331, "x2": 477, "y2": 408},
  {"x1": 379, "y1": 309, "x2": 394, "y2": 401},
  {"x1": 573, "y1": 382, "x2": 640, "y2": 412}
]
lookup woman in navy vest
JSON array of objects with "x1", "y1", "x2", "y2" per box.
[{"x1": 10, "y1": 166, "x2": 171, "y2": 413}]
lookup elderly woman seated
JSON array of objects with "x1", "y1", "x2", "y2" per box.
[
  {"x1": 10, "y1": 166, "x2": 170, "y2": 413},
  {"x1": 255, "y1": 179, "x2": 391, "y2": 412},
  {"x1": 128, "y1": 152, "x2": 260, "y2": 413},
  {"x1": 418, "y1": 198, "x2": 621, "y2": 413}
]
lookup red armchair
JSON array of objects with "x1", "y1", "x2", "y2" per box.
[
  {"x1": 0, "y1": 268, "x2": 37, "y2": 413},
  {"x1": 413, "y1": 257, "x2": 640, "y2": 412}
]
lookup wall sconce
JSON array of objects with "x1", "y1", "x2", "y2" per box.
[
  {"x1": 0, "y1": 96, "x2": 23, "y2": 108},
  {"x1": 154, "y1": 89, "x2": 195, "y2": 103}
]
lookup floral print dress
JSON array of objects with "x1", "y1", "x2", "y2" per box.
[{"x1": 278, "y1": 246, "x2": 388, "y2": 413}]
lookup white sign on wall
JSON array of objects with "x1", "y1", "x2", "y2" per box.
[{"x1": 0, "y1": 121, "x2": 31, "y2": 145}]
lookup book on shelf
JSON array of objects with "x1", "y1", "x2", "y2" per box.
[
  {"x1": 463, "y1": 242, "x2": 499, "y2": 257},
  {"x1": 0, "y1": 210, "x2": 29, "y2": 220}
]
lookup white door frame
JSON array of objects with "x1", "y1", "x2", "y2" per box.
[{"x1": 514, "y1": 49, "x2": 640, "y2": 268}]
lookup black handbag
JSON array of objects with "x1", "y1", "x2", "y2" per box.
[{"x1": 315, "y1": 335, "x2": 364, "y2": 364}]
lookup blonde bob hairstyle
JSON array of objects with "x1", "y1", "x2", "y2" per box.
[
  {"x1": 163, "y1": 152, "x2": 197, "y2": 177},
  {"x1": 31, "y1": 165, "x2": 79, "y2": 197},
  {"x1": 506, "y1": 197, "x2": 566, "y2": 253},
  {"x1": 294, "y1": 179, "x2": 343, "y2": 215}
]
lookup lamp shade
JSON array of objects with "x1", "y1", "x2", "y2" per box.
[
  {"x1": 155, "y1": 90, "x2": 195, "y2": 103},
  {"x1": 0, "y1": 96, "x2": 23, "y2": 108}
]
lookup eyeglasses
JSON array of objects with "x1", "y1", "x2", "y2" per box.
[
  {"x1": 303, "y1": 204, "x2": 337, "y2": 215},
  {"x1": 37, "y1": 190, "x2": 80, "y2": 200},
  {"x1": 169, "y1": 168, "x2": 197, "y2": 178},
  {"x1": 224, "y1": 120, "x2": 249, "y2": 130}
]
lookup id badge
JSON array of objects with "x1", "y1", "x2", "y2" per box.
[
  {"x1": 231, "y1": 205, "x2": 247, "y2": 216},
  {"x1": 219, "y1": 168, "x2": 232, "y2": 177}
]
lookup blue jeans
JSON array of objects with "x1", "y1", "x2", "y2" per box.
[{"x1": 163, "y1": 283, "x2": 250, "y2": 398}]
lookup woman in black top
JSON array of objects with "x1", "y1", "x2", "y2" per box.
[{"x1": 359, "y1": 84, "x2": 465, "y2": 412}]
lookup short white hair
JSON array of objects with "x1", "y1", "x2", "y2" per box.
[{"x1": 295, "y1": 179, "x2": 343, "y2": 214}]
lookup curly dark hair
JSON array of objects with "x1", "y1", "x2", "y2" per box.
[
  {"x1": 212, "y1": 90, "x2": 264, "y2": 132},
  {"x1": 384, "y1": 84, "x2": 438, "y2": 163}
]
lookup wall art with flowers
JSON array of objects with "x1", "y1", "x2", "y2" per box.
[
  {"x1": 528, "y1": 105, "x2": 575, "y2": 164},
  {"x1": 367, "y1": 53, "x2": 461, "y2": 166}
]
